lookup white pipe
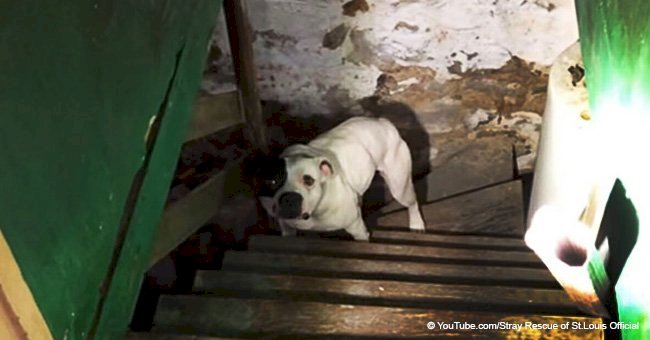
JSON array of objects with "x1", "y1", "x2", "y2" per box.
[{"x1": 525, "y1": 41, "x2": 614, "y2": 317}]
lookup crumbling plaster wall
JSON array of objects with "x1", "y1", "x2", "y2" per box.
[{"x1": 201, "y1": 0, "x2": 579, "y2": 173}]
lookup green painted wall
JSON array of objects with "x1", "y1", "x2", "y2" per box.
[{"x1": 0, "y1": 1, "x2": 220, "y2": 339}]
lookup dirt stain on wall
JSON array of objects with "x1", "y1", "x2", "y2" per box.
[
  {"x1": 373, "y1": 57, "x2": 548, "y2": 119},
  {"x1": 394, "y1": 21, "x2": 419, "y2": 32},
  {"x1": 322, "y1": 23, "x2": 350, "y2": 50},
  {"x1": 255, "y1": 29, "x2": 298, "y2": 48}
]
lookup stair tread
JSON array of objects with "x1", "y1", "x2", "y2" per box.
[
  {"x1": 371, "y1": 230, "x2": 528, "y2": 250},
  {"x1": 153, "y1": 295, "x2": 603, "y2": 339},
  {"x1": 222, "y1": 251, "x2": 558, "y2": 288},
  {"x1": 373, "y1": 180, "x2": 525, "y2": 237},
  {"x1": 248, "y1": 235, "x2": 541, "y2": 267},
  {"x1": 194, "y1": 271, "x2": 580, "y2": 315},
  {"x1": 127, "y1": 333, "x2": 234, "y2": 340}
]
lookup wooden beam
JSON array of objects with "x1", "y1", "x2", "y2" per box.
[
  {"x1": 223, "y1": 0, "x2": 268, "y2": 154},
  {"x1": 152, "y1": 295, "x2": 603, "y2": 339},
  {"x1": 247, "y1": 235, "x2": 543, "y2": 267},
  {"x1": 126, "y1": 334, "x2": 225, "y2": 340},
  {"x1": 0, "y1": 230, "x2": 53, "y2": 340},
  {"x1": 371, "y1": 230, "x2": 529, "y2": 251},
  {"x1": 222, "y1": 251, "x2": 559, "y2": 288},
  {"x1": 148, "y1": 161, "x2": 243, "y2": 267},
  {"x1": 185, "y1": 91, "x2": 244, "y2": 142},
  {"x1": 194, "y1": 271, "x2": 580, "y2": 315}
]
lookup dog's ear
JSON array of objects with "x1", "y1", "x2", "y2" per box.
[{"x1": 319, "y1": 160, "x2": 334, "y2": 177}]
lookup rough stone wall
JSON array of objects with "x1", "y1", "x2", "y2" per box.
[{"x1": 201, "y1": 0, "x2": 579, "y2": 173}]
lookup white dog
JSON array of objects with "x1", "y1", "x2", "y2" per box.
[{"x1": 256, "y1": 117, "x2": 425, "y2": 241}]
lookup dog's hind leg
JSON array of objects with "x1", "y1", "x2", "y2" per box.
[{"x1": 378, "y1": 140, "x2": 426, "y2": 232}]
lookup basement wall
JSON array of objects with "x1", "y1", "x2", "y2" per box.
[{"x1": 201, "y1": 0, "x2": 579, "y2": 174}]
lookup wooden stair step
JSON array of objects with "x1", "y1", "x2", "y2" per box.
[
  {"x1": 371, "y1": 135, "x2": 516, "y2": 211},
  {"x1": 371, "y1": 230, "x2": 529, "y2": 251},
  {"x1": 222, "y1": 251, "x2": 559, "y2": 288},
  {"x1": 194, "y1": 271, "x2": 580, "y2": 315},
  {"x1": 248, "y1": 235, "x2": 542, "y2": 268},
  {"x1": 152, "y1": 295, "x2": 603, "y2": 339},
  {"x1": 127, "y1": 333, "x2": 233, "y2": 340},
  {"x1": 373, "y1": 180, "x2": 525, "y2": 237}
]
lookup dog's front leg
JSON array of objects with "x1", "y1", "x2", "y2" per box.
[
  {"x1": 279, "y1": 221, "x2": 297, "y2": 237},
  {"x1": 346, "y1": 217, "x2": 370, "y2": 241}
]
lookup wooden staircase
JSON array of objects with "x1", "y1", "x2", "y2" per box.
[{"x1": 129, "y1": 180, "x2": 605, "y2": 339}]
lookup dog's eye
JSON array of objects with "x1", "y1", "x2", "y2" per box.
[
  {"x1": 265, "y1": 179, "x2": 277, "y2": 188},
  {"x1": 303, "y1": 175, "x2": 315, "y2": 187}
]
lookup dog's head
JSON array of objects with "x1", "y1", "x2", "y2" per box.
[{"x1": 251, "y1": 146, "x2": 336, "y2": 221}]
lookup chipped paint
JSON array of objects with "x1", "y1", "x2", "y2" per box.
[{"x1": 144, "y1": 115, "x2": 157, "y2": 144}]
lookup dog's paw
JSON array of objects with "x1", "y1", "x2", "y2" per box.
[
  {"x1": 408, "y1": 222, "x2": 426, "y2": 233},
  {"x1": 280, "y1": 227, "x2": 297, "y2": 237},
  {"x1": 409, "y1": 218, "x2": 424, "y2": 231},
  {"x1": 352, "y1": 231, "x2": 370, "y2": 241}
]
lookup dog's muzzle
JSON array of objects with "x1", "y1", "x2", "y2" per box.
[{"x1": 278, "y1": 191, "x2": 303, "y2": 219}]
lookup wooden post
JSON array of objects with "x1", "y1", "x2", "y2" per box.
[{"x1": 223, "y1": 0, "x2": 269, "y2": 154}]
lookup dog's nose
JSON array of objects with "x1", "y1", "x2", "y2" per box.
[{"x1": 277, "y1": 191, "x2": 303, "y2": 219}]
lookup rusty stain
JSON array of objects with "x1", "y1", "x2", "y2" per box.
[
  {"x1": 322, "y1": 23, "x2": 350, "y2": 50},
  {"x1": 353, "y1": 53, "x2": 547, "y2": 122},
  {"x1": 394, "y1": 21, "x2": 419, "y2": 32},
  {"x1": 451, "y1": 57, "x2": 549, "y2": 117},
  {"x1": 342, "y1": 0, "x2": 370, "y2": 17},
  {"x1": 362, "y1": 57, "x2": 549, "y2": 165}
]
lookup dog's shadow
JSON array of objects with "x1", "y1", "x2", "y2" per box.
[{"x1": 258, "y1": 97, "x2": 431, "y2": 239}]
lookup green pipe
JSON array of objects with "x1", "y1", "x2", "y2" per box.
[{"x1": 576, "y1": 0, "x2": 650, "y2": 338}]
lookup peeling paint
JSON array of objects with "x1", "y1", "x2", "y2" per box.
[{"x1": 200, "y1": 0, "x2": 579, "y2": 175}]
